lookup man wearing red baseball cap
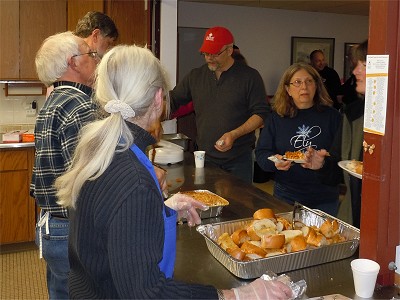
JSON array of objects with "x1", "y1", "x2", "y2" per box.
[{"x1": 170, "y1": 26, "x2": 269, "y2": 183}]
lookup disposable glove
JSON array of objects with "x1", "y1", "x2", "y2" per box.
[
  {"x1": 164, "y1": 193, "x2": 209, "y2": 226},
  {"x1": 231, "y1": 278, "x2": 293, "y2": 300}
]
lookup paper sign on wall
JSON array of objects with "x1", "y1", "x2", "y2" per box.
[{"x1": 363, "y1": 55, "x2": 389, "y2": 136}]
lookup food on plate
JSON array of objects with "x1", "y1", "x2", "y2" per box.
[
  {"x1": 284, "y1": 150, "x2": 305, "y2": 160},
  {"x1": 180, "y1": 190, "x2": 229, "y2": 206},
  {"x1": 346, "y1": 160, "x2": 363, "y2": 175},
  {"x1": 217, "y1": 208, "x2": 347, "y2": 261}
]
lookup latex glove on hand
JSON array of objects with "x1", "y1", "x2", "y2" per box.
[
  {"x1": 228, "y1": 278, "x2": 293, "y2": 300},
  {"x1": 164, "y1": 193, "x2": 209, "y2": 227}
]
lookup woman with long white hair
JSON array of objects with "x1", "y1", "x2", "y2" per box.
[{"x1": 55, "y1": 45, "x2": 292, "y2": 299}]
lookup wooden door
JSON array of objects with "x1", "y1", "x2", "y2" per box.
[
  {"x1": 19, "y1": 0, "x2": 67, "y2": 79},
  {"x1": 0, "y1": 1, "x2": 19, "y2": 79}
]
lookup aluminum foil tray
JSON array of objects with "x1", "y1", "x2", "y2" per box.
[
  {"x1": 196, "y1": 204, "x2": 360, "y2": 279},
  {"x1": 181, "y1": 190, "x2": 229, "y2": 219}
]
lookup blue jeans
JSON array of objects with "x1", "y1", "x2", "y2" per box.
[
  {"x1": 36, "y1": 212, "x2": 69, "y2": 299},
  {"x1": 206, "y1": 151, "x2": 253, "y2": 183}
]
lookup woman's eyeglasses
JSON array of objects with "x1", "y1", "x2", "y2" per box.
[{"x1": 289, "y1": 79, "x2": 315, "y2": 87}]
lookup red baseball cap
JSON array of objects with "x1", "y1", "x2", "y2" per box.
[{"x1": 199, "y1": 26, "x2": 234, "y2": 54}]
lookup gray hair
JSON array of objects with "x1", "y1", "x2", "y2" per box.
[
  {"x1": 56, "y1": 45, "x2": 170, "y2": 208},
  {"x1": 35, "y1": 31, "x2": 81, "y2": 87}
]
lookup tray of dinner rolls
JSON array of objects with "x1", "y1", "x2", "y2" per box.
[{"x1": 196, "y1": 203, "x2": 360, "y2": 279}]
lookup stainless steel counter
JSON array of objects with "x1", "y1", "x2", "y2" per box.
[
  {"x1": 167, "y1": 153, "x2": 399, "y2": 299},
  {"x1": 0, "y1": 142, "x2": 34, "y2": 149}
]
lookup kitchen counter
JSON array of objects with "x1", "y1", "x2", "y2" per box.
[
  {"x1": 0, "y1": 142, "x2": 34, "y2": 149},
  {"x1": 168, "y1": 153, "x2": 399, "y2": 299}
]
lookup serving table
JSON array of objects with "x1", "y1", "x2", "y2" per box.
[{"x1": 168, "y1": 153, "x2": 399, "y2": 299}]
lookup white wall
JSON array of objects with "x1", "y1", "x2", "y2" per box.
[
  {"x1": 177, "y1": 1, "x2": 369, "y2": 95},
  {"x1": 0, "y1": 84, "x2": 45, "y2": 128}
]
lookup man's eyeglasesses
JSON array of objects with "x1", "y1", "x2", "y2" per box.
[
  {"x1": 72, "y1": 51, "x2": 99, "y2": 59},
  {"x1": 201, "y1": 47, "x2": 230, "y2": 58}
]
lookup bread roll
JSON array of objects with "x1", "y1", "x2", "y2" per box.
[
  {"x1": 320, "y1": 219, "x2": 339, "y2": 238},
  {"x1": 276, "y1": 217, "x2": 292, "y2": 231},
  {"x1": 260, "y1": 234, "x2": 285, "y2": 249},
  {"x1": 227, "y1": 248, "x2": 246, "y2": 260},
  {"x1": 218, "y1": 233, "x2": 239, "y2": 251},
  {"x1": 243, "y1": 253, "x2": 265, "y2": 261},
  {"x1": 247, "y1": 219, "x2": 277, "y2": 241},
  {"x1": 240, "y1": 241, "x2": 266, "y2": 257},
  {"x1": 281, "y1": 229, "x2": 303, "y2": 244},
  {"x1": 306, "y1": 229, "x2": 328, "y2": 247},
  {"x1": 253, "y1": 208, "x2": 276, "y2": 220},
  {"x1": 289, "y1": 235, "x2": 307, "y2": 252},
  {"x1": 231, "y1": 228, "x2": 250, "y2": 246}
]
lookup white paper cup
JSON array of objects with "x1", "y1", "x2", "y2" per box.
[
  {"x1": 194, "y1": 167, "x2": 205, "y2": 184},
  {"x1": 351, "y1": 258, "x2": 380, "y2": 298},
  {"x1": 194, "y1": 151, "x2": 205, "y2": 168}
]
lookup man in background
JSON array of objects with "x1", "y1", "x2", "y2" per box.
[
  {"x1": 170, "y1": 26, "x2": 269, "y2": 183},
  {"x1": 46, "y1": 11, "x2": 119, "y2": 98},
  {"x1": 74, "y1": 11, "x2": 119, "y2": 58},
  {"x1": 310, "y1": 49, "x2": 342, "y2": 110},
  {"x1": 31, "y1": 31, "x2": 99, "y2": 299}
]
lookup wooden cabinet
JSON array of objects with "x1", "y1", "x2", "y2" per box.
[
  {"x1": 0, "y1": 147, "x2": 36, "y2": 244},
  {"x1": 0, "y1": 0, "x2": 152, "y2": 80},
  {"x1": 67, "y1": 0, "x2": 104, "y2": 31},
  {"x1": 105, "y1": 0, "x2": 151, "y2": 47},
  {"x1": 0, "y1": 1, "x2": 67, "y2": 80},
  {"x1": 0, "y1": 1, "x2": 19, "y2": 79}
]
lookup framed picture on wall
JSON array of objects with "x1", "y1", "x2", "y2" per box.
[
  {"x1": 343, "y1": 42, "x2": 359, "y2": 81},
  {"x1": 291, "y1": 37, "x2": 335, "y2": 67}
]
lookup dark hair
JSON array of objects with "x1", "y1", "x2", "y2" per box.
[
  {"x1": 75, "y1": 11, "x2": 118, "y2": 39},
  {"x1": 352, "y1": 39, "x2": 368, "y2": 63},
  {"x1": 309, "y1": 49, "x2": 324, "y2": 60}
]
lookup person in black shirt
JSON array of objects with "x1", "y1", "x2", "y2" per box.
[{"x1": 310, "y1": 49, "x2": 342, "y2": 110}]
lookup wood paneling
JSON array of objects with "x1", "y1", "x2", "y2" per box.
[
  {"x1": 106, "y1": 0, "x2": 150, "y2": 47},
  {"x1": 0, "y1": 1, "x2": 19, "y2": 79},
  {"x1": 67, "y1": 0, "x2": 104, "y2": 31},
  {"x1": 19, "y1": 0, "x2": 67, "y2": 79}
]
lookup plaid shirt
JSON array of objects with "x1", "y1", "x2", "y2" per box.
[{"x1": 30, "y1": 81, "x2": 95, "y2": 217}]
